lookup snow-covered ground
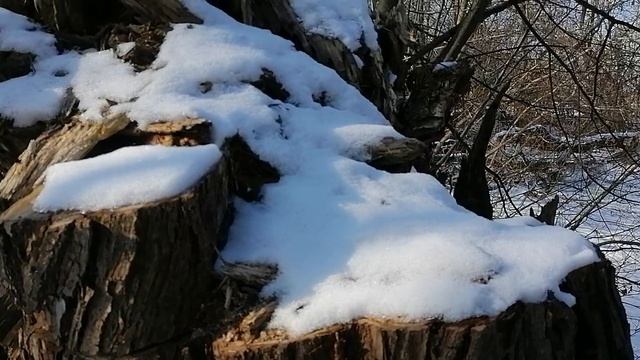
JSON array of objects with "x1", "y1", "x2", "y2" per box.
[{"x1": 0, "y1": 1, "x2": 600, "y2": 337}]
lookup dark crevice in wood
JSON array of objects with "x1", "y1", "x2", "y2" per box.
[
  {"x1": 0, "y1": 121, "x2": 46, "y2": 185},
  {"x1": 98, "y1": 23, "x2": 171, "y2": 71},
  {"x1": 225, "y1": 135, "x2": 280, "y2": 202},
  {"x1": 249, "y1": 69, "x2": 290, "y2": 103},
  {"x1": 85, "y1": 120, "x2": 212, "y2": 160}
]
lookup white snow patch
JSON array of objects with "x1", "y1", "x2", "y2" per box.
[
  {"x1": 0, "y1": 8, "x2": 57, "y2": 58},
  {"x1": 71, "y1": 50, "x2": 149, "y2": 120},
  {"x1": 181, "y1": 0, "x2": 379, "y2": 51},
  {"x1": 0, "y1": 8, "x2": 80, "y2": 126},
  {"x1": 0, "y1": 52, "x2": 79, "y2": 126},
  {"x1": 434, "y1": 61, "x2": 458, "y2": 72},
  {"x1": 288, "y1": 0, "x2": 378, "y2": 51},
  {"x1": 224, "y1": 160, "x2": 597, "y2": 335},
  {"x1": 34, "y1": 145, "x2": 221, "y2": 212},
  {"x1": 69, "y1": 7, "x2": 383, "y2": 126}
]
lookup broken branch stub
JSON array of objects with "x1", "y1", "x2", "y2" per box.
[{"x1": 366, "y1": 137, "x2": 427, "y2": 173}]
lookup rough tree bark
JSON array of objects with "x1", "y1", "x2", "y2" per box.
[{"x1": 0, "y1": 0, "x2": 197, "y2": 33}]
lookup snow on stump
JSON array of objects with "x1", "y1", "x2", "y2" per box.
[
  {"x1": 212, "y1": 253, "x2": 632, "y2": 360},
  {"x1": 0, "y1": 144, "x2": 231, "y2": 359}
]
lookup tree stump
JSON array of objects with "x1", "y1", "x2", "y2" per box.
[
  {"x1": 212, "y1": 253, "x2": 633, "y2": 360},
  {"x1": 0, "y1": 154, "x2": 231, "y2": 359}
]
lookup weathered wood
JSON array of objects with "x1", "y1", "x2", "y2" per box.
[
  {"x1": 398, "y1": 62, "x2": 474, "y2": 142},
  {"x1": 219, "y1": 261, "x2": 278, "y2": 289},
  {"x1": 213, "y1": 301, "x2": 576, "y2": 360},
  {"x1": 560, "y1": 249, "x2": 634, "y2": 360},
  {"x1": 373, "y1": 0, "x2": 409, "y2": 77},
  {"x1": 212, "y1": 253, "x2": 632, "y2": 360},
  {"x1": 119, "y1": 0, "x2": 201, "y2": 24},
  {"x1": 0, "y1": 155, "x2": 232, "y2": 359},
  {"x1": 0, "y1": 115, "x2": 130, "y2": 204},
  {"x1": 0, "y1": 122, "x2": 45, "y2": 183},
  {"x1": 366, "y1": 137, "x2": 426, "y2": 173},
  {"x1": 5, "y1": 0, "x2": 126, "y2": 34},
  {"x1": 225, "y1": 135, "x2": 280, "y2": 202},
  {"x1": 0, "y1": 291, "x2": 20, "y2": 360}
]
